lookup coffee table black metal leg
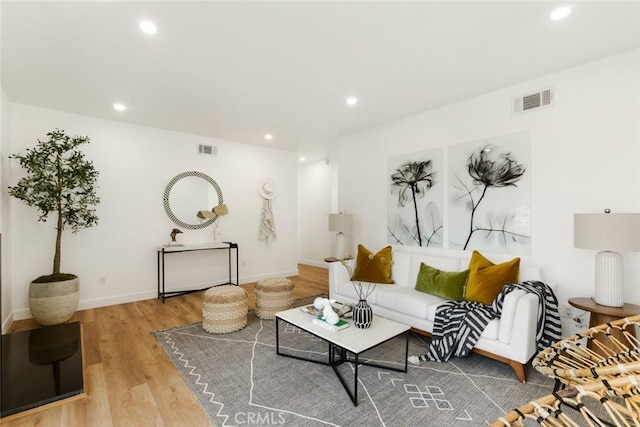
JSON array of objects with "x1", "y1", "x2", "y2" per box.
[
  {"x1": 331, "y1": 349, "x2": 359, "y2": 406},
  {"x1": 276, "y1": 318, "x2": 281, "y2": 355},
  {"x1": 404, "y1": 330, "x2": 409, "y2": 372},
  {"x1": 354, "y1": 353, "x2": 359, "y2": 405}
]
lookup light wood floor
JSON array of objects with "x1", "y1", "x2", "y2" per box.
[{"x1": 3, "y1": 264, "x2": 329, "y2": 426}]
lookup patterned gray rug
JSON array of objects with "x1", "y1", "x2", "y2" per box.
[{"x1": 154, "y1": 310, "x2": 555, "y2": 426}]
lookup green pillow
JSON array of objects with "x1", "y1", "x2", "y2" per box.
[{"x1": 414, "y1": 262, "x2": 469, "y2": 301}]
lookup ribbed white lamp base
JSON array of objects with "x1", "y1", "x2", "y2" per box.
[
  {"x1": 335, "y1": 232, "x2": 347, "y2": 260},
  {"x1": 593, "y1": 250, "x2": 624, "y2": 307}
]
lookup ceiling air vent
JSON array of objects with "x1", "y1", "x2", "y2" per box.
[
  {"x1": 512, "y1": 88, "x2": 554, "y2": 114},
  {"x1": 198, "y1": 144, "x2": 217, "y2": 156}
]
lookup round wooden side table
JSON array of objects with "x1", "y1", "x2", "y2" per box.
[{"x1": 568, "y1": 297, "x2": 640, "y2": 327}]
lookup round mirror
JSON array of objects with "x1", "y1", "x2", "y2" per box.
[{"x1": 163, "y1": 171, "x2": 223, "y2": 229}]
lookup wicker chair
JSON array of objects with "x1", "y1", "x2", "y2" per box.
[
  {"x1": 493, "y1": 315, "x2": 640, "y2": 426},
  {"x1": 491, "y1": 375, "x2": 640, "y2": 426},
  {"x1": 533, "y1": 315, "x2": 640, "y2": 391}
]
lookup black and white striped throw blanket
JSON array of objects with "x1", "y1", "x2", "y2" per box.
[{"x1": 409, "y1": 280, "x2": 561, "y2": 364}]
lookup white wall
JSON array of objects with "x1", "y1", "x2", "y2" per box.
[
  {"x1": 1, "y1": 87, "x2": 12, "y2": 332},
  {"x1": 8, "y1": 104, "x2": 299, "y2": 320},
  {"x1": 336, "y1": 49, "x2": 640, "y2": 336},
  {"x1": 297, "y1": 159, "x2": 333, "y2": 267}
]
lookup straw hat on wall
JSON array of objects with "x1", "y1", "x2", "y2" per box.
[{"x1": 258, "y1": 179, "x2": 276, "y2": 200}]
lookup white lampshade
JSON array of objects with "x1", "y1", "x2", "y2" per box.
[
  {"x1": 328, "y1": 213, "x2": 353, "y2": 233},
  {"x1": 574, "y1": 213, "x2": 640, "y2": 251},
  {"x1": 574, "y1": 211, "x2": 640, "y2": 307}
]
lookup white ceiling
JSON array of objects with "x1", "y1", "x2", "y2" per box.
[{"x1": 2, "y1": 1, "x2": 639, "y2": 162}]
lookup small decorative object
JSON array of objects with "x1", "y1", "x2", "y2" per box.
[
  {"x1": 213, "y1": 204, "x2": 229, "y2": 216},
  {"x1": 313, "y1": 297, "x2": 340, "y2": 325},
  {"x1": 196, "y1": 203, "x2": 229, "y2": 244},
  {"x1": 341, "y1": 261, "x2": 378, "y2": 329},
  {"x1": 170, "y1": 228, "x2": 183, "y2": 242},
  {"x1": 212, "y1": 203, "x2": 228, "y2": 243},
  {"x1": 196, "y1": 210, "x2": 215, "y2": 220},
  {"x1": 258, "y1": 179, "x2": 277, "y2": 243},
  {"x1": 8, "y1": 129, "x2": 100, "y2": 326},
  {"x1": 352, "y1": 299, "x2": 373, "y2": 329}
]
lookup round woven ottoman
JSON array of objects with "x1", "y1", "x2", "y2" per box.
[
  {"x1": 202, "y1": 285, "x2": 248, "y2": 333},
  {"x1": 255, "y1": 277, "x2": 295, "y2": 319}
]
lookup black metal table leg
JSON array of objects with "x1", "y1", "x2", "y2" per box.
[{"x1": 276, "y1": 317, "x2": 281, "y2": 355}]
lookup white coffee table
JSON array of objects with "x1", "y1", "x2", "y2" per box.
[{"x1": 275, "y1": 307, "x2": 410, "y2": 406}]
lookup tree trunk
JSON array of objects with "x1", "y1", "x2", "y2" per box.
[
  {"x1": 53, "y1": 211, "x2": 62, "y2": 275},
  {"x1": 53, "y1": 152, "x2": 63, "y2": 275}
]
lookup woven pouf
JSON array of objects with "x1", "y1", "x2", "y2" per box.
[
  {"x1": 202, "y1": 285, "x2": 248, "y2": 333},
  {"x1": 255, "y1": 277, "x2": 295, "y2": 319}
]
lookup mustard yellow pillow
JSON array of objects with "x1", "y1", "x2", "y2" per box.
[
  {"x1": 351, "y1": 244, "x2": 394, "y2": 284},
  {"x1": 464, "y1": 250, "x2": 520, "y2": 305}
]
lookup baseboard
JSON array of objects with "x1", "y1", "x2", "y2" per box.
[
  {"x1": 2, "y1": 312, "x2": 14, "y2": 333},
  {"x1": 11, "y1": 287, "x2": 186, "y2": 321},
  {"x1": 10, "y1": 271, "x2": 301, "y2": 322}
]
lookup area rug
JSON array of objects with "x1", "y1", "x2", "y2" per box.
[{"x1": 154, "y1": 306, "x2": 555, "y2": 426}]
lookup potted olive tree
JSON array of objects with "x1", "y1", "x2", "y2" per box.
[{"x1": 9, "y1": 129, "x2": 100, "y2": 325}]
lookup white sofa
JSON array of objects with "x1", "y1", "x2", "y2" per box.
[{"x1": 329, "y1": 245, "x2": 547, "y2": 382}]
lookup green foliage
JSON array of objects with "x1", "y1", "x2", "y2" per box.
[{"x1": 8, "y1": 129, "x2": 100, "y2": 276}]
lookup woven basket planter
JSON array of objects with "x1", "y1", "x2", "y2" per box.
[{"x1": 29, "y1": 277, "x2": 79, "y2": 326}]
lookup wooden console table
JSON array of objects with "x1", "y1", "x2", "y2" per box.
[{"x1": 157, "y1": 242, "x2": 239, "y2": 302}]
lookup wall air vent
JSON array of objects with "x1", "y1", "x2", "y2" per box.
[
  {"x1": 512, "y1": 88, "x2": 554, "y2": 115},
  {"x1": 198, "y1": 144, "x2": 217, "y2": 156}
]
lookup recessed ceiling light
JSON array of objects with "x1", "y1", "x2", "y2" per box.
[
  {"x1": 550, "y1": 6, "x2": 571, "y2": 21},
  {"x1": 113, "y1": 103, "x2": 126, "y2": 111},
  {"x1": 139, "y1": 20, "x2": 157, "y2": 34},
  {"x1": 346, "y1": 97, "x2": 358, "y2": 106},
  {"x1": 299, "y1": 157, "x2": 306, "y2": 162},
  {"x1": 264, "y1": 134, "x2": 273, "y2": 140}
]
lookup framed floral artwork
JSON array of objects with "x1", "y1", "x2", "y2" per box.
[
  {"x1": 388, "y1": 148, "x2": 443, "y2": 248},
  {"x1": 448, "y1": 131, "x2": 532, "y2": 255}
]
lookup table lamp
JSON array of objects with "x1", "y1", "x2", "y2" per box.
[
  {"x1": 574, "y1": 209, "x2": 640, "y2": 307},
  {"x1": 328, "y1": 213, "x2": 353, "y2": 260}
]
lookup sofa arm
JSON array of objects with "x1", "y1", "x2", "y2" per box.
[
  {"x1": 498, "y1": 289, "x2": 527, "y2": 343},
  {"x1": 501, "y1": 293, "x2": 539, "y2": 363}
]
